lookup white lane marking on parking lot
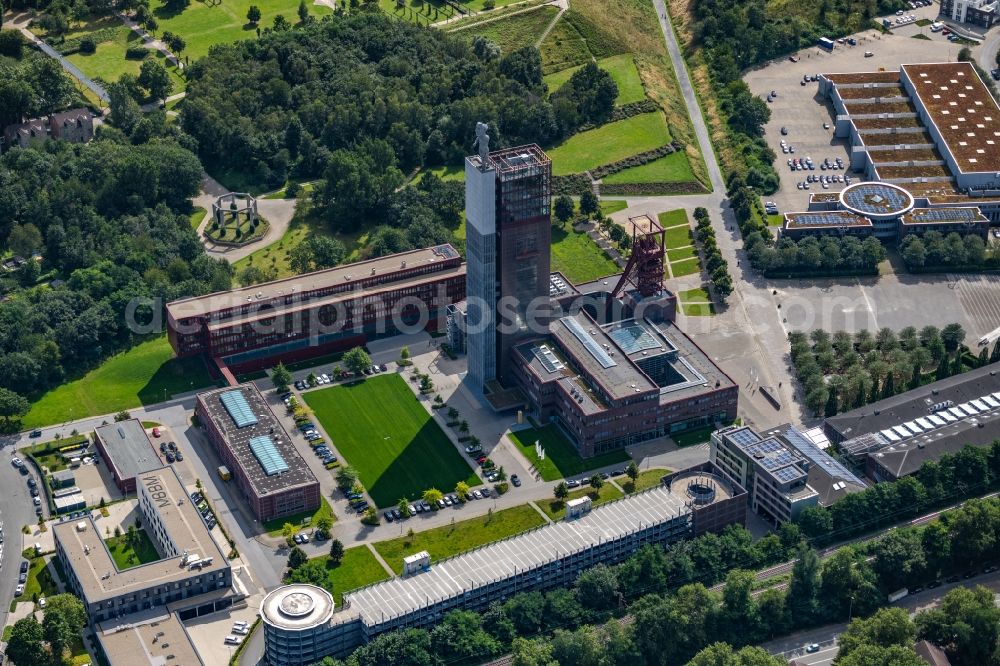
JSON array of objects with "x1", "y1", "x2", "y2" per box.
[{"x1": 856, "y1": 278, "x2": 880, "y2": 330}]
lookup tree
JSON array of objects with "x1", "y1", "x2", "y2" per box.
[
  {"x1": 575, "y1": 563, "x2": 619, "y2": 611},
  {"x1": 329, "y1": 538, "x2": 344, "y2": 564},
  {"x1": 343, "y1": 346, "x2": 372, "y2": 375},
  {"x1": 838, "y1": 607, "x2": 916, "y2": 661},
  {"x1": 941, "y1": 323, "x2": 966, "y2": 352},
  {"x1": 589, "y1": 474, "x2": 603, "y2": 490},
  {"x1": 314, "y1": 516, "x2": 333, "y2": 540},
  {"x1": 554, "y1": 481, "x2": 569, "y2": 501},
  {"x1": 397, "y1": 498, "x2": 412, "y2": 518},
  {"x1": 400, "y1": 346, "x2": 410, "y2": 364},
  {"x1": 916, "y1": 585, "x2": 1000, "y2": 665},
  {"x1": 553, "y1": 195, "x2": 574, "y2": 225},
  {"x1": 42, "y1": 594, "x2": 87, "y2": 664},
  {"x1": 281, "y1": 522, "x2": 297, "y2": 545},
  {"x1": 686, "y1": 643, "x2": 786, "y2": 666},
  {"x1": 335, "y1": 465, "x2": 359, "y2": 491},
  {"x1": 164, "y1": 32, "x2": 185, "y2": 56},
  {"x1": 7, "y1": 223, "x2": 42, "y2": 258},
  {"x1": 114, "y1": 410, "x2": 132, "y2": 422},
  {"x1": 287, "y1": 546, "x2": 308, "y2": 569},
  {"x1": 6, "y1": 617, "x2": 44, "y2": 666},
  {"x1": 271, "y1": 362, "x2": 292, "y2": 392},
  {"x1": 298, "y1": 0, "x2": 309, "y2": 22},
  {"x1": 138, "y1": 59, "x2": 172, "y2": 101},
  {"x1": 360, "y1": 507, "x2": 379, "y2": 525},
  {"x1": 0, "y1": 388, "x2": 30, "y2": 429},
  {"x1": 796, "y1": 505, "x2": 833, "y2": 540},
  {"x1": 626, "y1": 461, "x2": 639, "y2": 482},
  {"x1": 430, "y1": 610, "x2": 500, "y2": 663},
  {"x1": 247, "y1": 4, "x2": 262, "y2": 23},
  {"x1": 455, "y1": 481, "x2": 470, "y2": 501},
  {"x1": 579, "y1": 190, "x2": 600, "y2": 218},
  {"x1": 108, "y1": 81, "x2": 142, "y2": 134},
  {"x1": 787, "y1": 544, "x2": 821, "y2": 626},
  {"x1": 273, "y1": 13, "x2": 290, "y2": 30},
  {"x1": 423, "y1": 488, "x2": 443, "y2": 505}
]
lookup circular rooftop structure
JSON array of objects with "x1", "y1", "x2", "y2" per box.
[
  {"x1": 839, "y1": 181, "x2": 914, "y2": 220},
  {"x1": 260, "y1": 584, "x2": 335, "y2": 631}
]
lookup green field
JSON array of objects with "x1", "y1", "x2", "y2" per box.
[
  {"x1": 539, "y1": 482, "x2": 622, "y2": 520},
  {"x1": 24, "y1": 337, "x2": 216, "y2": 429},
  {"x1": 453, "y1": 6, "x2": 559, "y2": 54},
  {"x1": 306, "y1": 546, "x2": 390, "y2": 605},
  {"x1": 669, "y1": 257, "x2": 701, "y2": 277},
  {"x1": 544, "y1": 54, "x2": 646, "y2": 105},
  {"x1": 188, "y1": 207, "x2": 206, "y2": 230},
  {"x1": 551, "y1": 226, "x2": 619, "y2": 284},
  {"x1": 149, "y1": 0, "x2": 331, "y2": 60},
  {"x1": 549, "y1": 113, "x2": 669, "y2": 176},
  {"x1": 663, "y1": 223, "x2": 692, "y2": 250},
  {"x1": 600, "y1": 200, "x2": 627, "y2": 216},
  {"x1": 680, "y1": 302, "x2": 716, "y2": 316},
  {"x1": 60, "y1": 17, "x2": 185, "y2": 90},
  {"x1": 303, "y1": 374, "x2": 479, "y2": 507},
  {"x1": 263, "y1": 497, "x2": 335, "y2": 535},
  {"x1": 767, "y1": 213, "x2": 783, "y2": 227},
  {"x1": 373, "y1": 504, "x2": 546, "y2": 574},
  {"x1": 416, "y1": 165, "x2": 465, "y2": 183},
  {"x1": 677, "y1": 286, "x2": 710, "y2": 302},
  {"x1": 657, "y1": 209, "x2": 688, "y2": 228},
  {"x1": 614, "y1": 467, "x2": 670, "y2": 493},
  {"x1": 666, "y1": 245, "x2": 696, "y2": 263},
  {"x1": 104, "y1": 529, "x2": 160, "y2": 570},
  {"x1": 508, "y1": 425, "x2": 630, "y2": 481},
  {"x1": 602, "y1": 152, "x2": 696, "y2": 185},
  {"x1": 23, "y1": 556, "x2": 62, "y2": 601}
]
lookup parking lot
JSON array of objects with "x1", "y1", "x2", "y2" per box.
[{"x1": 745, "y1": 7, "x2": 965, "y2": 217}]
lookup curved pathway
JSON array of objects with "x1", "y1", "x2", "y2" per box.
[{"x1": 3, "y1": 15, "x2": 108, "y2": 102}]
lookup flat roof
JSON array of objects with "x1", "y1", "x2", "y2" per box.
[
  {"x1": 196, "y1": 384, "x2": 319, "y2": 498},
  {"x1": 260, "y1": 584, "x2": 335, "y2": 631},
  {"x1": 95, "y1": 420, "x2": 160, "y2": 482},
  {"x1": 53, "y1": 465, "x2": 229, "y2": 604},
  {"x1": 784, "y1": 211, "x2": 873, "y2": 229},
  {"x1": 97, "y1": 609, "x2": 202, "y2": 666},
  {"x1": 901, "y1": 207, "x2": 988, "y2": 225},
  {"x1": 340, "y1": 485, "x2": 692, "y2": 625},
  {"x1": 824, "y1": 71, "x2": 900, "y2": 84},
  {"x1": 840, "y1": 182, "x2": 914, "y2": 218},
  {"x1": 166, "y1": 244, "x2": 460, "y2": 320},
  {"x1": 902, "y1": 62, "x2": 1000, "y2": 174}
]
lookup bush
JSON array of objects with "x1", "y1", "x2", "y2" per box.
[
  {"x1": 483, "y1": 0, "x2": 495, "y2": 7},
  {"x1": 125, "y1": 45, "x2": 150, "y2": 60},
  {"x1": 79, "y1": 37, "x2": 97, "y2": 54}
]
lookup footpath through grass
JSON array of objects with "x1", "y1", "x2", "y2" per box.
[
  {"x1": 453, "y1": 6, "x2": 559, "y2": 54},
  {"x1": 24, "y1": 337, "x2": 216, "y2": 429},
  {"x1": 538, "y1": 483, "x2": 622, "y2": 520},
  {"x1": 373, "y1": 504, "x2": 546, "y2": 574},
  {"x1": 550, "y1": 225, "x2": 619, "y2": 284},
  {"x1": 508, "y1": 425, "x2": 630, "y2": 481},
  {"x1": 304, "y1": 374, "x2": 479, "y2": 507},
  {"x1": 103, "y1": 529, "x2": 160, "y2": 570},
  {"x1": 548, "y1": 112, "x2": 670, "y2": 176}
]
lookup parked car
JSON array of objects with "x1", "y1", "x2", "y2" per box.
[
  {"x1": 165, "y1": 451, "x2": 176, "y2": 463},
  {"x1": 175, "y1": 451, "x2": 184, "y2": 461},
  {"x1": 11, "y1": 457, "x2": 23, "y2": 468},
  {"x1": 29, "y1": 430, "x2": 42, "y2": 438},
  {"x1": 567, "y1": 479, "x2": 580, "y2": 489},
  {"x1": 511, "y1": 474, "x2": 521, "y2": 487},
  {"x1": 384, "y1": 511, "x2": 394, "y2": 522},
  {"x1": 14, "y1": 584, "x2": 24, "y2": 596},
  {"x1": 152, "y1": 427, "x2": 161, "y2": 438}
]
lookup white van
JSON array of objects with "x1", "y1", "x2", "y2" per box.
[
  {"x1": 224, "y1": 635, "x2": 242, "y2": 645},
  {"x1": 930, "y1": 22, "x2": 944, "y2": 32}
]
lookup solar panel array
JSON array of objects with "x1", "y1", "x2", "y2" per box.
[
  {"x1": 787, "y1": 212, "x2": 870, "y2": 228},
  {"x1": 562, "y1": 317, "x2": 617, "y2": 369},
  {"x1": 608, "y1": 324, "x2": 661, "y2": 354},
  {"x1": 249, "y1": 435, "x2": 289, "y2": 476},
  {"x1": 220, "y1": 390, "x2": 258, "y2": 428},
  {"x1": 726, "y1": 427, "x2": 763, "y2": 448},
  {"x1": 906, "y1": 207, "x2": 979, "y2": 223},
  {"x1": 533, "y1": 345, "x2": 564, "y2": 374},
  {"x1": 774, "y1": 466, "x2": 807, "y2": 483},
  {"x1": 842, "y1": 183, "x2": 912, "y2": 215},
  {"x1": 782, "y1": 426, "x2": 865, "y2": 486}
]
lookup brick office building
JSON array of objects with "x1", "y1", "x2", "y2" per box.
[{"x1": 166, "y1": 244, "x2": 465, "y2": 372}]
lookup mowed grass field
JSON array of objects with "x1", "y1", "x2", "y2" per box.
[
  {"x1": 602, "y1": 152, "x2": 696, "y2": 185},
  {"x1": 551, "y1": 226, "x2": 619, "y2": 284},
  {"x1": 311, "y1": 546, "x2": 390, "y2": 604},
  {"x1": 303, "y1": 374, "x2": 479, "y2": 507},
  {"x1": 543, "y1": 54, "x2": 646, "y2": 105},
  {"x1": 373, "y1": 504, "x2": 546, "y2": 574},
  {"x1": 669, "y1": 257, "x2": 700, "y2": 277},
  {"x1": 57, "y1": 18, "x2": 185, "y2": 89},
  {"x1": 508, "y1": 425, "x2": 630, "y2": 481},
  {"x1": 150, "y1": 0, "x2": 332, "y2": 60},
  {"x1": 548, "y1": 112, "x2": 670, "y2": 176},
  {"x1": 452, "y1": 6, "x2": 559, "y2": 56},
  {"x1": 24, "y1": 336, "x2": 216, "y2": 429}
]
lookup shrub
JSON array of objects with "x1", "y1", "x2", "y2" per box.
[
  {"x1": 483, "y1": 0, "x2": 495, "y2": 7},
  {"x1": 79, "y1": 36, "x2": 97, "y2": 54},
  {"x1": 125, "y1": 45, "x2": 150, "y2": 60}
]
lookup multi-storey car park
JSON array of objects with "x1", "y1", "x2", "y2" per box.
[
  {"x1": 259, "y1": 466, "x2": 747, "y2": 665},
  {"x1": 54, "y1": 465, "x2": 237, "y2": 665},
  {"x1": 195, "y1": 383, "x2": 320, "y2": 523},
  {"x1": 166, "y1": 244, "x2": 465, "y2": 376},
  {"x1": 780, "y1": 62, "x2": 1000, "y2": 242},
  {"x1": 824, "y1": 362, "x2": 1000, "y2": 482}
]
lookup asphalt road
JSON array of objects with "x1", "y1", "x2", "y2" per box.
[{"x1": 0, "y1": 448, "x2": 42, "y2": 634}]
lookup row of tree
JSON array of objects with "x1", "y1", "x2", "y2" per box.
[
  {"x1": 788, "y1": 324, "x2": 982, "y2": 416},
  {"x1": 900, "y1": 231, "x2": 996, "y2": 270},
  {"x1": 693, "y1": 206, "x2": 732, "y2": 301},
  {"x1": 746, "y1": 232, "x2": 886, "y2": 276},
  {"x1": 311, "y1": 490, "x2": 1000, "y2": 666}
]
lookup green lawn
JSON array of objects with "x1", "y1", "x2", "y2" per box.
[
  {"x1": 539, "y1": 482, "x2": 622, "y2": 520},
  {"x1": 23, "y1": 556, "x2": 62, "y2": 601},
  {"x1": 544, "y1": 54, "x2": 646, "y2": 105},
  {"x1": 680, "y1": 302, "x2": 716, "y2": 316},
  {"x1": 149, "y1": 0, "x2": 331, "y2": 61},
  {"x1": 104, "y1": 529, "x2": 160, "y2": 570},
  {"x1": 24, "y1": 337, "x2": 216, "y2": 429},
  {"x1": 602, "y1": 152, "x2": 696, "y2": 185},
  {"x1": 415, "y1": 165, "x2": 465, "y2": 183},
  {"x1": 666, "y1": 245, "x2": 696, "y2": 263},
  {"x1": 614, "y1": 467, "x2": 670, "y2": 493},
  {"x1": 549, "y1": 113, "x2": 670, "y2": 176},
  {"x1": 25, "y1": 435, "x2": 89, "y2": 473},
  {"x1": 657, "y1": 209, "x2": 688, "y2": 229},
  {"x1": 508, "y1": 425, "x2": 630, "y2": 481},
  {"x1": 670, "y1": 424, "x2": 723, "y2": 447},
  {"x1": 664, "y1": 224, "x2": 693, "y2": 250},
  {"x1": 373, "y1": 504, "x2": 546, "y2": 574},
  {"x1": 60, "y1": 17, "x2": 185, "y2": 90},
  {"x1": 453, "y1": 6, "x2": 559, "y2": 54},
  {"x1": 669, "y1": 257, "x2": 701, "y2": 277},
  {"x1": 600, "y1": 200, "x2": 627, "y2": 216},
  {"x1": 303, "y1": 374, "x2": 479, "y2": 507},
  {"x1": 677, "y1": 286, "x2": 710, "y2": 302},
  {"x1": 188, "y1": 207, "x2": 207, "y2": 230},
  {"x1": 305, "y1": 546, "x2": 390, "y2": 605},
  {"x1": 767, "y1": 213, "x2": 784, "y2": 227},
  {"x1": 263, "y1": 497, "x2": 335, "y2": 535},
  {"x1": 550, "y1": 225, "x2": 619, "y2": 283}
]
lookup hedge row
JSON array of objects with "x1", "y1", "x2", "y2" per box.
[
  {"x1": 590, "y1": 141, "x2": 682, "y2": 180},
  {"x1": 552, "y1": 174, "x2": 592, "y2": 196},
  {"x1": 57, "y1": 27, "x2": 117, "y2": 55},
  {"x1": 601, "y1": 181, "x2": 709, "y2": 196},
  {"x1": 576, "y1": 99, "x2": 658, "y2": 132}
]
